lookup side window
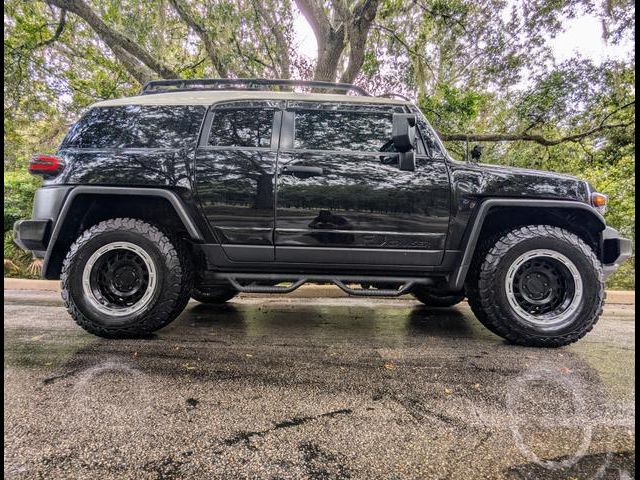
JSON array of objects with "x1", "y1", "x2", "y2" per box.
[
  {"x1": 62, "y1": 105, "x2": 205, "y2": 149},
  {"x1": 294, "y1": 109, "x2": 393, "y2": 152},
  {"x1": 208, "y1": 108, "x2": 274, "y2": 148},
  {"x1": 415, "y1": 117, "x2": 445, "y2": 159}
]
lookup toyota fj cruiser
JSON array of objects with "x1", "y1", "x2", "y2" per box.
[{"x1": 14, "y1": 78, "x2": 632, "y2": 346}]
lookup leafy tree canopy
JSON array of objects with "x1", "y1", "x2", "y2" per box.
[{"x1": 3, "y1": 0, "x2": 635, "y2": 287}]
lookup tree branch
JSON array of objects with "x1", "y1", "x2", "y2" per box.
[
  {"x1": 45, "y1": 0, "x2": 178, "y2": 82},
  {"x1": 294, "y1": 0, "x2": 330, "y2": 42},
  {"x1": 167, "y1": 0, "x2": 230, "y2": 78},
  {"x1": 598, "y1": 100, "x2": 635, "y2": 127},
  {"x1": 251, "y1": 0, "x2": 291, "y2": 78},
  {"x1": 33, "y1": 9, "x2": 67, "y2": 48},
  {"x1": 294, "y1": 0, "x2": 347, "y2": 81},
  {"x1": 373, "y1": 23, "x2": 436, "y2": 80},
  {"x1": 438, "y1": 121, "x2": 635, "y2": 146}
]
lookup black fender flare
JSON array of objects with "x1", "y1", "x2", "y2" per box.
[
  {"x1": 43, "y1": 186, "x2": 204, "y2": 278},
  {"x1": 448, "y1": 198, "x2": 606, "y2": 290}
]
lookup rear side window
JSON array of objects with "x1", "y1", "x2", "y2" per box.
[
  {"x1": 208, "y1": 108, "x2": 274, "y2": 148},
  {"x1": 62, "y1": 105, "x2": 205, "y2": 149},
  {"x1": 294, "y1": 110, "x2": 393, "y2": 152}
]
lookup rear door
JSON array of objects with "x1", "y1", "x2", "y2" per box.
[
  {"x1": 194, "y1": 100, "x2": 283, "y2": 262},
  {"x1": 274, "y1": 101, "x2": 451, "y2": 266}
]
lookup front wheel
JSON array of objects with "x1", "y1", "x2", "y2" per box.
[
  {"x1": 466, "y1": 225, "x2": 604, "y2": 347},
  {"x1": 61, "y1": 218, "x2": 192, "y2": 338}
]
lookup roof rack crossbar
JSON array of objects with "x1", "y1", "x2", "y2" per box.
[
  {"x1": 377, "y1": 92, "x2": 412, "y2": 101},
  {"x1": 140, "y1": 78, "x2": 370, "y2": 96}
]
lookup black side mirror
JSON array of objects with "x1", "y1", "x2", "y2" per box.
[
  {"x1": 398, "y1": 151, "x2": 416, "y2": 171},
  {"x1": 470, "y1": 144, "x2": 483, "y2": 162},
  {"x1": 392, "y1": 113, "x2": 416, "y2": 153},
  {"x1": 392, "y1": 113, "x2": 417, "y2": 172}
]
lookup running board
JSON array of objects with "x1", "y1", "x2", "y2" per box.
[{"x1": 207, "y1": 273, "x2": 434, "y2": 297}]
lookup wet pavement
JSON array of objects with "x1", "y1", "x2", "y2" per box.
[{"x1": 4, "y1": 292, "x2": 636, "y2": 479}]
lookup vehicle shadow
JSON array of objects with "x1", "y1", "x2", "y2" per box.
[
  {"x1": 165, "y1": 300, "x2": 486, "y2": 342},
  {"x1": 406, "y1": 305, "x2": 476, "y2": 337}
]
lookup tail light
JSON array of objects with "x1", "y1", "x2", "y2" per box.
[
  {"x1": 591, "y1": 192, "x2": 608, "y2": 214},
  {"x1": 28, "y1": 154, "x2": 64, "y2": 178}
]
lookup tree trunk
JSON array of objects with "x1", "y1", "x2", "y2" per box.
[
  {"x1": 339, "y1": 0, "x2": 381, "y2": 84},
  {"x1": 314, "y1": 28, "x2": 346, "y2": 82}
]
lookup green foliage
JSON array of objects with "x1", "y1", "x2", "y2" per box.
[
  {"x1": 4, "y1": 231, "x2": 41, "y2": 279},
  {"x1": 4, "y1": 171, "x2": 40, "y2": 233},
  {"x1": 418, "y1": 84, "x2": 491, "y2": 134},
  {"x1": 4, "y1": 172, "x2": 42, "y2": 279}
]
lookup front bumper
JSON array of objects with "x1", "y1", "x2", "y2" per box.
[
  {"x1": 13, "y1": 219, "x2": 51, "y2": 255},
  {"x1": 601, "y1": 227, "x2": 633, "y2": 279}
]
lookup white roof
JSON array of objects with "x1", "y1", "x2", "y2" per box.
[{"x1": 92, "y1": 90, "x2": 409, "y2": 108}]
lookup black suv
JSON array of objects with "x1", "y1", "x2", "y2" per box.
[{"x1": 14, "y1": 79, "x2": 632, "y2": 346}]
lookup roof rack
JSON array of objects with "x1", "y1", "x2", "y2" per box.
[
  {"x1": 140, "y1": 78, "x2": 370, "y2": 96},
  {"x1": 377, "y1": 92, "x2": 412, "y2": 101}
]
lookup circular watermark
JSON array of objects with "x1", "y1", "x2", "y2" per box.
[
  {"x1": 505, "y1": 362, "x2": 617, "y2": 479},
  {"x1": 70, "y1": 357, "x2": 154, "y2": 430}
]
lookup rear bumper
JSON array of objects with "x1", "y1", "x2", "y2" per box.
[
  {"x1": 11, "y1": 186, "x2": 73, "y2": 261},
  {"x1": 13, "y1": 219, "x2": 51, "y2": 255},
  {"x1": 602, "y1": 227, "x2": 633, "y2": 279}
]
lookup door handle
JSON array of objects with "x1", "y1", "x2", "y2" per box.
[{"x1": 280, "y1": 165, "x2": 324, "y2": 177}]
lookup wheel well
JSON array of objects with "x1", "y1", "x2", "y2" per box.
[
  {"x1": 45, "y1": 194, "x2": 195, "y2": 279},
  {"x1": 476, "y1": 206, "x2": 604, "y2": 257}
]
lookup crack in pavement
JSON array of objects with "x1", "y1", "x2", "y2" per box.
[
  {"x1": 217, "y1": 408, "x2": 353, "y2": 451},
  {"x1": 42, "y1": 369, "x2": 81, "y2": 385}
]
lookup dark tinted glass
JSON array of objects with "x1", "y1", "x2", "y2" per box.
[
  {"x1": 208, "y1": 108, "x2": 274, "y2": 148},
  {"x1": 415, "y1": 117, "x2": 445, "y2": 158},
  {"x1": 62, "y1": 105, "x2": 205, "y2": 149},
  {"x1": 294, "y1": 110, "x2": 393, "y2": 152}
]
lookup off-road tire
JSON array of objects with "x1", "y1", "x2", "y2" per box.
[
  {"x1": 412, "y1": 288, "x2": 465, "y2": 307},
  {"x1": 465, "y1": 225, "x2": 604, "y2": 347},
  {"x1": 61, "y1": 218, "x2": 193, "y2": 338},
  {"x1": 191, "y1": 286, "x2": 237, "y2": 304}
]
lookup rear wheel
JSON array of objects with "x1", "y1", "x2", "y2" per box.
[
  {"x1": 61, "y1": 218, "x2": 192, "y2": 338},
  {"x1": 412, "y1": 288, "x2": 465, "y2": 307},
  {"x1": 191, "y1": 285, "x2": 237, "y2": 304},
  {"x1": 466, "y1": 225, "x2": 604, "y2": 347}
]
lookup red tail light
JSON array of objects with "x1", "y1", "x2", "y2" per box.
[{"x1": 28, "y1": 155, "x2": 64, "y2": 177}]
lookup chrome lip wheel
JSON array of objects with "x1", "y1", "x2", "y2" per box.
[
  {"x1": 82, "y1": 242, "x2": 157, "y2": 317},
  {"x1": 505, "y1": 249, "x2": 583, "y2": 330}
]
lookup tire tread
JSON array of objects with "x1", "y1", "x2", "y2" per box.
[{"x1": 466, "y1": 225, "x2": 604, "y2": 347}]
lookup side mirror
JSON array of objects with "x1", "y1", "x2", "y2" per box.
[
  {"x1": 392, "y1": 113, "x2": 416, "y2": 153},
  {"x1": 470, "y1": 144, "x2": 483, "y2": 162},
  {"x1": 398, "y1": 151, "x2": 416, "y2": 171}
]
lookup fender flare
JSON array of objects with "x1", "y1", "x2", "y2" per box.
[
  {"x1": 43, "y1": 186, "x2": 204, "y2": 278},
  {"x1": 449, "y1": 198, "x2": 606, "y2": 291}
]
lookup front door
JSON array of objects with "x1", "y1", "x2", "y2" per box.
[
  {"x1": 274, "y1": 101, "x2": 451, "y2": 266},
  {"x1": 194, "y1": 100, "x2": 282, "y2": 262}
]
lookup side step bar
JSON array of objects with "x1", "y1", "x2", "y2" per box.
[{"x1": 206, "y1": 273, "x2": 434, "y2": 297}]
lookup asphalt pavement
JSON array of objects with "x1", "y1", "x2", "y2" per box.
[{"x1": 4, "y1": 290, "x2": 636, "y2": 479}]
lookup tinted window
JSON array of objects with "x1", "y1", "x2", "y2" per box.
[
  {"x1": 415, "y1": 115, "x2": 445, "y2": 159},
  {"x1": 62, "y1": 105, "x2": 205, "y2": 149},
  {"x1": 294, "y1": 110, "x2": 393, "y2": 152},
  {"x1": 208, "y1": 108, "x2": 274, "y2": 148}
]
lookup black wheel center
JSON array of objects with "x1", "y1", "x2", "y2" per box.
[
  {"x1": 512, "y1": 258, "x2": 574, "y2": 315},
  {"x1": 90, "y1": 249, "x2": 150, "y2": 308},
  {"x1": 522, "y1": 273, "x2": 550, "y2": 300},
  {"x1": 113, "y1": 267, "x2": 138, "y2": 291}
]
